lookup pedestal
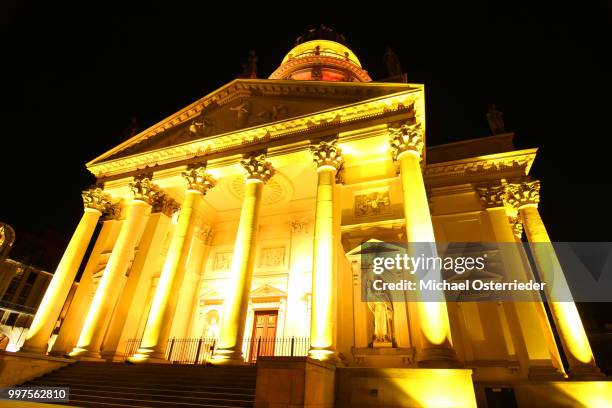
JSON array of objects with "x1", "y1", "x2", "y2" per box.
[{"x1": 255, "y1": 356, "x2": 336, "y2": 408}]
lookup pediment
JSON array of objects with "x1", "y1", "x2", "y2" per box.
[
  {"x1": 346, "y1": 239, "x2": 405, "y2": 257},
  {"x1": 250, "y1": 283, "x2": 287, "y2": 299},
  {"x1": 90, "y1": 79, "x2": 414, "y2": 165},
  {"x1": 199, "y1": 287, "x2": 223, "y2": 301}
]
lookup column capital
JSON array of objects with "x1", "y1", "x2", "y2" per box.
[
  {"x1": 240, "y1": 154, "x2": 274, "y2": 183},
  {"x1": 475, "y1": 183, "x2": 507, "y2": 208},
  {"x1": 81, "y1": 186, "x2": 112, "y2": 213},
  {"x1": 103, "y1": 202, "x2": 123, "y2": 220},
  {"x1": 309, "y1": 140, "x2": 344, "y2": 171},
  {"x1": 152, "y1": 195, "x2": 180, "y2": 217},
  {"x1": 389, "y1": 122, "x2": 424, "y2": 161},
  {"x1": 129, "y1": 174, "x2": 161, "y2": 205},
  {"x1": 506, "y1": 179, "x2": 540, "y2": 209},
  {"x1": 182, "y1": 163, "x2": 217, "y2": 194}
]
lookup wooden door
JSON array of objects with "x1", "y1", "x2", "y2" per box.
[{"x1": 249, "y1": 310, "x2": 277, "y2": 361}]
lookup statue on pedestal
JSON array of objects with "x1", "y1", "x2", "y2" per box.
[{"x1": 366, "y1": 279, "x2": 394, "y2": 346}]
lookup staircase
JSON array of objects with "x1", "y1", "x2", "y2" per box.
[{"x1": 22, "y1": 361, "x2": 257, "y2": 407}]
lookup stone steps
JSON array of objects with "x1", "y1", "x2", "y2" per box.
[
  {"x1": 21, "y1": 361, "x2": 257, "y2": 407},
  {"x1": 31, "y1": 376, "x2": 256, "y2": 388},
  {"x1": 29, "y1": 379, "x2": 254, "y2": 394}
]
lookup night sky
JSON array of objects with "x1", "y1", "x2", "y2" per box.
[{"x1": 1, "y1": 3, "x2": 610, "y2": 270}]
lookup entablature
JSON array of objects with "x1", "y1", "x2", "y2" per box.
[{"x1": 423, "y1": 148, "x2": 537, "y2": 188}]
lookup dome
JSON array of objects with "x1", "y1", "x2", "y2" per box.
[{"x1": 269, "y1": 27, "x2": 371, "y2": 82}]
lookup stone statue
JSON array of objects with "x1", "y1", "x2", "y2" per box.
[
  {"x1": 487, "y1": 104, "x2": 505, "y2": 135},
  {"x1": 238, "y1": 50, "x2": 258, "y2": 79},
  {"x1": 383, "y1": 46, "x2": 402, "y2": 77},
  {"x1": 119, "y1": 116, "x2": 139, "y2": 140},
  {"x1": 230, "y1": 100, "x2": 251, "y2": 128},
  {"x1": 257, "y1": 104, "x2": 288, "y2": 122},
  {"x1": 189, "y1": 112, "x2": 215, "y2": 136},
  {"x1": 366, "y1": 279, "x2": 394, "y2": 344},
  {"x1": 203, "y1": 311, "x2": 220, "y2": 339}
]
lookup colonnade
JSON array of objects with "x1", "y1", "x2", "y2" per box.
[{"x1": 19, "y1": 123, "x2": 601, "y2": 376}]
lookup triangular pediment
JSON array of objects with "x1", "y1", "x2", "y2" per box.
[
  {"x1": 199, "y1": 287, "x2": 223, "y2": 301},
  {"x1": 250, "y1": 284, "x2": 287, "y2": 299},
  {"x1": 90, "y1": 79, "x2": 415, "y2": 165},
  {"x1": 346, "y1": 239, "x2": 405, "y2": 257}
]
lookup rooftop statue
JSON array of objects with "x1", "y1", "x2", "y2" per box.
[
  {"x1": 238, "y1": 50, "x2": 258, "y2": 79},
  {"x1": 487, "y1": 104, "x2": 505, "y2": 135},
  {"x1": 383, "y1": 46, "x2": 403, "y2": 77}
]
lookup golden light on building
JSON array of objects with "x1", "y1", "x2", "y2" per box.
[{"x1": 7, "y1": 25, "x2": 609, "y2": 408}]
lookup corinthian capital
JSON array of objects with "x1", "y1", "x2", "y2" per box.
[
  {"x1": 389, "y1": 122, "x2": 424, "y2": 161},
  {"x1": 240, "y1": 154, "x2": 274, "y2": 183},
  {"x1": 310, "y1": 140, "x2": 343, "y2": 171},
  {"x1": 82, "y1": 187, "x2": 111, "y2": 213},
  {"x1": 129, "y1": 174, "x2": 161, "y2": 205},
  {"x1": 506, "y1": 180, "x2": 540, "y2": 209},
  {"x1": 182, "y1": 163, "x2": 217, "y2": 194},
  {"x1": 104, "y1": 202, "x2": 122, "y2": 220},
  {"x1": 476, "y1": 183, "x2": 507, "y2": 208},
  {"x1": 152, "y1": 195, "x2": 180, "y2": 217}
]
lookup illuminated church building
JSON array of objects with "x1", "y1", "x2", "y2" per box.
[{"x1": 16, "y1": 29, "x2": 611, "y2": 407}]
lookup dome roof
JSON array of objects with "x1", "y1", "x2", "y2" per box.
[{"x1": 269, "y1": 28, "x2": 371, "y2": 82}]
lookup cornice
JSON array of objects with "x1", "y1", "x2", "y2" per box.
[
  {"x1": 423, "y1": 148, "x2": 537, "y2": 184},
  {"x1": 87, "y1": 88, "x2": 423, "y2": 179}
]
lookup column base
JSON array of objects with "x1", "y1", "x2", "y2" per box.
[
  {"x1": 308, "y1": 347, "x2": 343, "y2": 365},
  {"x1": 48, "y1": 350, "x2": 71, "y2": 358},
  {"x1": 209, "y1": 347, "x2": 246, "y2": 366},
  {"x1": 568, "y1": 364, "x2": 605, "y2": 380},
  {"x1": 126, "y1": 346, "x2": 167, "y2": 364},
  {"x1": 417, "y1": 346, "x2": 462, "y2": 368},
  {"x1": 99, "y1": 350, "x2": 119, "y2": 361},
  {"x1": 68, "y1": 347, "x2": 104, "y2": 361},
  {"x1": 18, "y1": 345, "x2": 49, "y2": 355},
  {"x1": 527, "y1": 365, "x2": 567, "y2": 380},
  {"x1": 127, "y1": 356, "x2": 171, "y2": 364}
]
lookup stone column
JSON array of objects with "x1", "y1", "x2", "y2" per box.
[
  {"x1": 70, "y1": 175, "x2": 158, "y2": 358},
  {"x1": 389, "y1": 122, "x2": 458, "y2": 367},
  {"x1": 211, "y1": 154, "x2": 274, "y2": 365},
  {"x1": 130, "y1": 164, "x2": 215, "y2": 362},
  {"x1": 507, "y1": 179, "x2": 603, "y2": 378},
  {"x1": 20, "y1": 187, "x2": 111, "y2": 354},
  {"x1": 477, "y1": 184, "x2": 565, "y2": 378},
  {"x1": 307, "y1": 140, "x2": 343, "y2": 363}
]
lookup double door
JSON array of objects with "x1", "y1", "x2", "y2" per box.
[{"x1": 249, "y1": 310, "x2": 277, "y2": 361}]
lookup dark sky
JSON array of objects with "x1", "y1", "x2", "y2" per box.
[{"x1": 1, "y1": 2, "x2": 610, "y2": 270}]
